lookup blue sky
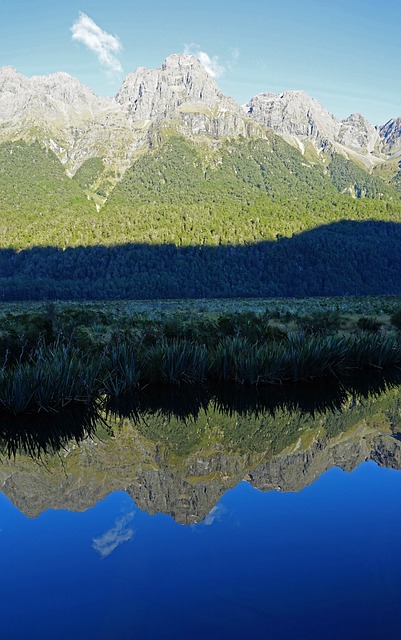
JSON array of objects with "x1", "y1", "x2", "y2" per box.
[{"x1": 0, "y1": 0, "x2": 400, "y2": 125}]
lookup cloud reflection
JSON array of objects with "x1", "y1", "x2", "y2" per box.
[
  {"x1": 192, "y1": 504, "x2": 227, "y2": 530},
  {"x1": 92, "y1": 511, "x2": 135, "y2": 558}
]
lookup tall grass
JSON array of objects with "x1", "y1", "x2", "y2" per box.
[
  {"x1": 0, "y1": 340, "x2": 101, "y2": 415},
  {"x1": 209, "y1": 333, "x2": 401, "y2": 384},
  {"x1": 101, "y1": 342, "x2": 141, "y2": 396},
  {"x1": 2, "y1": 332, "x2": 401, "y2": 416},
  {"x1": 140, "y1": 338, "x2": 207, "y2": 385}
]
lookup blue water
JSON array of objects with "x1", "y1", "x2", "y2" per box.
[{"x1": 1, "y1": 461, "x2": 401, "y2": 639}]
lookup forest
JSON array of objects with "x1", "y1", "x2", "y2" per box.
[{"x1": 1, "y1": 135, "x2": 401, "y2": 300}]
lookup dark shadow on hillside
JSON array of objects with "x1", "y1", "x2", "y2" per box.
[{"x1": 1, "y1": 220, "x2": 401, "y2": 300}]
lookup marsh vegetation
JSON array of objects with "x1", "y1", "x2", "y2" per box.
[{"x1": 2, "y1": 298, "x2": 401, "y2": 415}]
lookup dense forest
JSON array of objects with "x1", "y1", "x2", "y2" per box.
[
  {"x1": 1, "y1": 136, "x2": 401, "y2": 300},
  {"x1": 1, "y1": 220, "x2": 401, "y2": 300}
]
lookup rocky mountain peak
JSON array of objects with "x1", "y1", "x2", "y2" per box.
[
  {"x1": 380, "y1": 117, "x2": 401, "y2": 155},
  {"x1": 245, "y1": 91, "x2": 387, "y2": 163},
  {"x1": 337, "y1": 112, "x2": 379, "y2": 152},
  {"x1": 115, "y1": 52, "x2": 238, "y2": 122},
  {"x1": 0, "y1": 65, "x2": 31, "y2": 95},
  {"x1": 31, "y1": 71, "x2": 111, "y2": 111},
  {"x1": 0, "y1": 55, "x2": 400, "y2": 185},
  {"x1": 161, "y1": 53, "x2": 203, "y2": 71},
  {"x1": 245, "y1": 90, "x2": 340, "y2": 147},
  {"x1": 0, "y1": 65, "x2": 19, "y2": 77}
]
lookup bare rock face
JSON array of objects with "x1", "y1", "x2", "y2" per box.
[
  {"x1": 116, "y1": 53, "x2": 259, "y2": 141},
  {"x1": 0, "y1": 65, "x2": 135, "y2": 179},
  {"x1": 116, "y1": 54, "x2": 239, "y2": 120},
  {"x1": 337, "y1": 113, "x2": 379, "y2": 153},
  {"x1": 244, "y1": 92, "x2": 387, "y2": 165},
  {"x1": 245, "y1": 90, "x2": 340, "y2": 151},
  {"x1": 380, "y1": 117, "x2": 401, "y2": 155},
  {"x1": 0, "y1": 66, "x2": 114, "y2": 136}
]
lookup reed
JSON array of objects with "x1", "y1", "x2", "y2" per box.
[
  {"x1": 262, "y1": 334, "x2": 350, "y2": 382},
  {"x1": 208, "y1": 333, "x2": 401, "y2": 385},
  {"x1": 2, "y1": 330, "x2": 401, "y2": 416},
  {"x1": 141, "y1": 338, "x2": 207, "y2": 385},
  {"x1": 346, "y1": 333, "x2": 401, "y2": 370},
  {"x1": 101, "y1": 341, "x2": 141, "y2": 396},
  {"x1": 0, "y1": 340, "x2": 100, "y2": 415}
]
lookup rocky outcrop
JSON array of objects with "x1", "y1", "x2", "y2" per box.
[
  {"x1": 116, "y1": 54, "x2": 262, "y2": 142},
  {"x1": 380, "y1": 117, "x2": 401, "y2": 155},
  {"x1": 337, "y1": 113, "x2": 379, "y2": 153},
  {"x1": 245, "y1": 90, "x2": 340, "y2": 150},
  {"x1": 116, "y1": 54, "x2": 240, "y2": 121},
  {"x1": 244, "y1": 91, "x2": 385, "y2": 164},
  {"x1": 0, "y1": 65, "x2": 136, "y2": 180}
]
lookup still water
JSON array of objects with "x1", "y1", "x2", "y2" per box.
[{"x1": 1, "y1": 380, "x2": 401, "y2": 639}]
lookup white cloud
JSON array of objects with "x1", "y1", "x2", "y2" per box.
[
  {"x1": 226, "y1": 47, "x2": 240, "y2": 72},
  {"x1": 71, "y1": 12, "x2": 123, "y2": 74},
  {"x1": 92, "y1": 511, "x2": 135, "y2": 559},
  {"x1": 184, "y1": 44, "x2": 225, "y2": 79}
]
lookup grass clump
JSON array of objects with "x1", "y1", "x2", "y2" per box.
[
  {"x1": 357, "y1": 317, "x2": 382, "y2": 332},
  {"x1": 141, "y1": 339, "x2": 207, "y2": 385},
  {"x1": 101, "y1": 342, "x2": 141, "y2": 396},
  {"x1": 2, "y1": 303, "x2": 401, "y2": 416},
  {"x1": 0, "y1": 340, "x2": 101, "y2": 415}
]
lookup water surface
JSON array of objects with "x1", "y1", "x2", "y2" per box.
[{"x1": 1, "y1": 380, "x2": 401, "y2": 639}]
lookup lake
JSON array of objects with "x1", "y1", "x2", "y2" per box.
[{"x1": 1, "y1": 379, "x2": 401, "y2": 639}]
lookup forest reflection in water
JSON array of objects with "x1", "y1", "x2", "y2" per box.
[{"x1": 1, "y1": 370, "x2": 401, "y2": 523}]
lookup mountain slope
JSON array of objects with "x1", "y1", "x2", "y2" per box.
[
  {"x1": 1, "y1": 55, "x2": 401, "y2": 298},
  {"x1": 2, "y1": 133, "x2": 399, "y2": 253},
  {"x1": 0, "y1": 141, "x2": 96, "y2": 248}
]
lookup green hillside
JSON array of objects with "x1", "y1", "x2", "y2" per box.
[
  {"x1": 1, "y1": 135, "x2": 400, "y2": 251},
  {"x1": 2, "y1": 135, "x2": 401, "y2": 300},
  {"x1": 0, "y1": 141, "x2": 95, "y2": 248},
  {"x1": 102, "y1": 134, "x2": 401, "y2": 246}
]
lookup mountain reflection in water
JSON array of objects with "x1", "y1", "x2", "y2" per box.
[{"x1": 2, "y1": 372, "x2": 401, "y2": 524}]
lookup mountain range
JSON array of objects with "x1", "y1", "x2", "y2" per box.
[
  {"x1": 1, "y1": 54, "x2": 400, "y2": 195},
  {"x1": 1, "y1": 53, "x2": 401, "y2": 298}
]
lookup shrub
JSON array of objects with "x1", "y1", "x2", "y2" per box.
[
  {"x1": 357, "y1": 317, "x2": 381, "y2": 332},
  {"x1": 390, "y1": 309, "x2": 401, "y2": 330}
]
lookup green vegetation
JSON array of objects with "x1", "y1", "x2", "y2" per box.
[
  {"x1": 1, "y1": 135, "x2": 401, "y2": 299},
  {"x1": 102, "y1": 135, "x2": 401, "y2": 247},
  {"x1": 0, "y1": 141, "x2": 95, "y2": 249},
  {"x1": 72, "y1": 157, "x2": 105, "y2": 192},
  {"x1": 328, "y1": 155, "x2": 391, "y2": 198},
  {"x1": 2, "y1": 300, "x2": 401, "y2": 415},
  {"x1": 1, "y1": 135, "x2": 401, "y2": 253}
]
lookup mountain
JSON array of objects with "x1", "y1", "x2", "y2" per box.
[
  {"x1": 244, "y1": 91, "x2": 384, "y2": 166},
  {"x1": 0, "y1": 55, "x2": 266, "y2": 202},
  {"x1": 116, "y1": 53, "x2": 245, "y2": 125},
  {"x1": 380, "y1": 117, "x2": 401, "y2": 155},
  {"x1": 1, "y1": 54, "x2": 400, "y2": 185},
  {"x1": 1, "y1": 54, "x2": 401, "y2": 298}
]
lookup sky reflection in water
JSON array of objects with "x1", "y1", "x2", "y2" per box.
[{"x1": 1, "y1": 380, "x2": 401, "y2": 639}]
